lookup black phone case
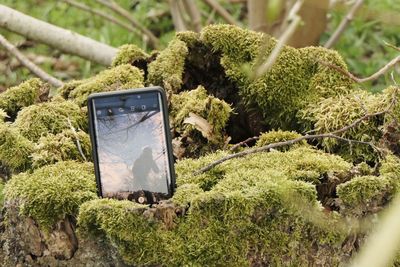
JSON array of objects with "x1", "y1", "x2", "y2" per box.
[{"x1": 87, "y1": 87, "x2": 176, "y2": 203}]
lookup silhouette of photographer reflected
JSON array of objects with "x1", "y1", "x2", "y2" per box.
[{"x1": 132, "y1": 146, "x2": 159, "y2": 191}]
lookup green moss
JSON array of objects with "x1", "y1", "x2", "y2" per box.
[
  {"x1": 0, "y1": 78, "x2": 46, "y2": 118},
  {"x1": 380, "y1": 154, "x2": 400, "y2": 181},
  {"x1": 337, "y1": 175, "x2": 394, "y2": 214},
  {"x1": 67, "y1": 64, "x2": 144, "y2": 106},
  {"x1": 171, "y1": 86, "x2": 232, "y2": 144},
  {"x1": 200, "y1": 24, "x2": 354, "y2": 130},
  {"x1": 256, "y1": 130, "x2": 307, "y2": 151},
  {"x1": 31, "y1": 129, "x2": 92, "y2": 169},
  {"x1": 147, "y1": 38, "x2": 188, "y2": 93},
  {"x1": 171, "y1": 183, "x2": 204, "y2": 206},
  {"x1": 176, "y1": 31, "x2": 201, "y2": 48},
  {"x1": 78, "y1": 169, "x2": 346, "y2": 266},
  {"x1": 13, "y1": 100, "x2": 86, "y2": 142},
  {"x1": 0, "y1": 123, "x2": 34, "y2": 172},
  {"x1": 4, "y1": 161, "x2": 97, "y2": 229},
  {"x1": 57, "y1": 79, "x2": 88, "y2": 99},
  {"x1": 299, "y1": 90, "x2": 385, "y2": 162},
  {"x1": 111, "y1": 44, "x2": 149, "y2": 67}
]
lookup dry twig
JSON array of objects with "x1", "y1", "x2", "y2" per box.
[
  {"x1": 319, "y1": 55, "x2": 400, "y2": 83},
  {"x1": 194, "y1": 89, "x2": 398, "y2": 175},
  {"x1": 95, "y1": 0, "x2": 159, "y2": 48},
  {"x1": 230, "y1": 136, "x2": 259, "y2": 151},
  {"x1": 324, "y1": 0, "x2": 364, "y2": 49},
  {"x1": 0, "y1": 33, "x2": 63, "y2": 87},
  {"x1": 61, "y1": 0, "x2": 141, "y2": 36}
]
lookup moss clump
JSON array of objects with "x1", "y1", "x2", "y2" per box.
[
  {"x1": 67, "y1": 64, "x2": 144, "y2": 106},
  {"x1": 111, "y1": 44, "x2": 149, "y2": 67},
  {"x1": 176, "y1": 31, "x2": 201, "y2": 48},
  {"x1": 0, "y1": 123, "x2": 34, "y2": 172},
  {"x1": 57, "y1": 79, "x2": 88, "y2": 99},
  {"x1": 31, "y1": 129, "x2": 91, "y2": 169},
  {"x1": 0, "y1": 78, "x2": 46, "y2": 118},
  {"x1": 170, "y1": 86, "x2": 232, "y2": 156},
  {"x1": 147, "y1": 38, "x2": 188, "y2": 93},
  {"x1": 79, "y1": 163, "x2": 346, "y2": 266},
  {"x1": 337, "y1": 175, "x2": 394, "y2": 216},
  {"x1": 299, "y1": 90, "x2": 385, "y2": 162},
  {"x1": 200, "y1": 24, "x2": 353, "y2": 129},
  {"x1": 13, "y1": 100, "x2": 86, "y2": 142},
  {"x1": 176, "y1": 147, "x2": 351, "y2": 193},
  {"x1": 256, "y1": 130, "x2": 307, "y2": 151},
  {"x1": 4, "y1": 161, "x2": 97, "y2": 229},
  {"x1": 379, "y1": 154, "x2": 400, "y2": 180}
]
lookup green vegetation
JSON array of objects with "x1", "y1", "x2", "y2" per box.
[
  {"x1": 147, "y1": 38, "x2": 188, "y2": 93},
  {"x1": 4, "y1": 161, "x2": 97, "y2": 229},
  {"x1": 111, "y1": 44, "x2": 149, "y2": 67},
  {"x1": 256, "y1": 130, "x2": 307, "y2": 151},
  {"x1": 14, "y1": 99, "x2": 86, "y2": 142},
  {"x1": 0, "y1": 78, "x2": 45, "y2": 118}
]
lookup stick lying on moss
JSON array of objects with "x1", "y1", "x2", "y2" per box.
[{"x1": 195, "y1": 86, "x2": 398, "y2": 175}]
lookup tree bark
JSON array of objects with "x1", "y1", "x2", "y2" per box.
[{"x1": 0, "y1": 4, "x2": 117, "y2": 66}]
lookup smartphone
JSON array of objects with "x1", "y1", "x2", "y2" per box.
[{"x1": 87, "y1": 87, "x2": 175, "y2": 204}]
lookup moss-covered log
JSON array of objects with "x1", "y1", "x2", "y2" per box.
[{"x1": 1, "y1": 24, "x2": 400, "y2": 266}]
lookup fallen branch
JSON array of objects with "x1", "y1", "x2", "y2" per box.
[
  {"x1": 324, "y1": 0, "x2": 364, "y2": 48},
  {"x1": 319, "y1": 55, "x2": 400, "y2": 83},
  {"x1": 195, "y1": 88, "x2": 397, "y2": 175},
  {"x1": 0, "y1": 33, "x2": 63, "y2": 87},
  {"x1": 0, "y1": 4, "x2": 117, "y2": 65},
  {"x1": 61, "y1": 0, "x2": 141, "y2": 36},
  {"x1": 202, "y1": 0, "x2": 240, "y2": 26},
  {"x1": 94, "y1": 0, "x2": 159, "y2": 48}
]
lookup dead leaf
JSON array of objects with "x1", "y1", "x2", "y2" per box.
[{"x1": 183, "y1": 112, "x2": 214, "y2": 141}]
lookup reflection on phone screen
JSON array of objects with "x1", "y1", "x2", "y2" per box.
[{"x1": 92, "y1": 92, "x2": 171, "y2": 203}]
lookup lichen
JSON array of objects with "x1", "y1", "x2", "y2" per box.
[
  {"x1": 256, "y1": 129, "x2": 307, "y2": 151},
  {"x1": 0, "y1": 78, "x2": 46, "y2": 118},
  {"x1": 200, "y1": 24, "x2": 354, "y2": 130},
  {"x1": 13, "y1": 100, "x2": 86, "y2": 142},
  {"x1": 67, "y1": 64, "x2": 144, "y2": 106},
  {"x1": 4, "y1": 161, "x2": 97, "y2": 229},
  {"x1": 299, "y1": 90, "x2": 385, "y2": 162},
  {"x1": 111, "y1": 44, "x2": 149, "y2": 67},
  {"x1": 147, "y1": 38, "x2": 188, "y2": 93},
  {"x1": 0, "y1": 123, "x2": 34, "y2": 172},
  {"x1": 31, "y1": 129, "x2": 92, "y2": 169}
]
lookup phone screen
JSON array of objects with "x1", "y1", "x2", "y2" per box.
[{"x1": 90, "y1": 90, "x2": 173, "y2": 203}]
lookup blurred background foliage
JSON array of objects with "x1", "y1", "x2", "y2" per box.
[{"x1": 0, "y1": 0, "x2": 399, "y2": 92}]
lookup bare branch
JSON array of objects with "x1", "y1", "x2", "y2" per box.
[
  {"x1": 94, "y1": 0, "x2": 159, "y2": 48},
  {"x1": 384, "y1": 41, "x2": 400, "y2": 53},
  {"x1": 169, "y1": 0, "x2": 187, "y2": 32},
  {"x1": 61, "y1": 0, "x2": 141, "y2": 36},
  {"x1": 202, "y1": 0, "x2": 240, "y2": 26},
  {"x1": 0, "y1": 33, "x2": 63, "y2": 87},
  {"x1": 324, "y1": 0, "x2": 364, "y2": 49},
  {"x1": 319, "y1": 55, "x2": 400, "y2": 83},
  {"x1": 194, "y1": 88, "x2": 398, "y2": 175},
  {"x1": 0, "y1": 4, "x2": 117, "y2": 65},
  {"x1": 182, "y1": 0, "x2": 202, "y2": 32},
  {"x1": 230, "y1": 136, "x2": 259, "y2": 151}
]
